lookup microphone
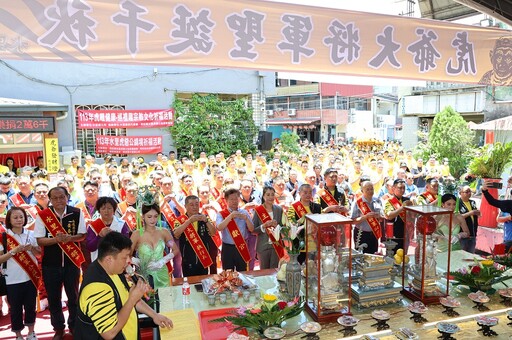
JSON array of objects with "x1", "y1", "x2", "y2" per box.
[{"x1": 125, "y1": 264, "x2": 139, "y2": 284}]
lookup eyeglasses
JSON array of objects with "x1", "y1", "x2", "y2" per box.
[{"x1": 85, "y1": 188, "x2": 98, "y2": 192}]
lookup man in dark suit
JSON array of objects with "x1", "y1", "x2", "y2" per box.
[{"x1": 34, "y1": 187, "x2": 86, "y2": 339}]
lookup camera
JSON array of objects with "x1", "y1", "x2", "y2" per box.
[{"x1": 487, "y1": 182, "x2": 503, "y2": 189}]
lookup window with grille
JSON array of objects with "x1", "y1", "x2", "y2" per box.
[{"x1": 75, "y1": 104, "x2": 127, "y2": 157}]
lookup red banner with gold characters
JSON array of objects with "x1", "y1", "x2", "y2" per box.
[
  {"x1": 78, "y1": 109, "x2": 174, "y2": 129},
  {"x1": 95, "y1": 135, "x2": 162, "y2": 155},
  {"x1": 356, "y1": 198, "x2": 382, "y2": 239},
  {"x1": 5, "y1": 233, "x2": 41, "y2": 288},
  {"x1": 38, "y1": 208, "x2": 85, "y2": 268},
  {"x1": 117, "y1": 202, "x2": 137, "y2": 231},
  {"x1": 317, "y1": 189, "x2": 338, "y2": 207}
]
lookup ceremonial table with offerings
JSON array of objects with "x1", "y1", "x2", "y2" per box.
[{"x1": 156, "y1": 251, "x2": 512, "y2": 339}]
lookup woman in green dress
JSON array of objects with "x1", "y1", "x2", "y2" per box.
[
  {"x1": 131, "y1": 203, "x2": 178, "y2": 289},
  {"x1": 435, "y1": 194, "x2": 470, "y2": 252}
]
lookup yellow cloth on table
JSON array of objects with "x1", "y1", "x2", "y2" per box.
[{"x1": 159, "y1": 308, "x2": 201, "y2": 340}]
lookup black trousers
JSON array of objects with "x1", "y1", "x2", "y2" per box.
[
  {"x1": 6, "y1": 280, "x2": 37, "y2": 332},
  {"x1": 42, "y1": 265, "x2": 80, "y2": 332},
  {"x1": 221, "y1": 243, "x2": 248, "y2": 271}
]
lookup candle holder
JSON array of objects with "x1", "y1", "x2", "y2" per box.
[
  {"x1": 370, "y1": 310, "x2": 390, "y2": 330},
  {"x1": 337, "y1": 316, "x2": 359, "y2": 337},
  {"x1": 476, "y1": 316, "x2": 499, "y2": 337}
]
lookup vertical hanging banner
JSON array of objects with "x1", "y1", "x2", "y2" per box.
[
  {"x1": 44, "y1": 138, "x2": 60, "y2": 173},
  {"x1": 0, "y1": 1, "x2": 511, "y2": 85},
  {"x1": 95, "y1": 135, "x2": 163, "y2": 154},
  {"x1": 77, "y1": 109, "x2": 174, "y2": 129}
]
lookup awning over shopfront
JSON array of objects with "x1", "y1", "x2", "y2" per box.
[
  {"x1": 266, "y1": 117, "x2": 320, "y2": 130},
  {"x1": 0, "y1": 97, "x2": 68, "y2": 117},
  {"x1": 469, "y1": 116, "x2": 512, "y2": 131}
]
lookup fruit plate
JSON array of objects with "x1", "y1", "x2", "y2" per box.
[{"x1": 202, "y1": 272, "x2": 257, "y2": 295}]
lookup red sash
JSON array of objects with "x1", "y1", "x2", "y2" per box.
[
  {"x1": 421, "y1": 192, "x2": 436, "y2": 203},
  {"x1": 118, "y1": 202, "x2": 137, "y2": 231},
  {"x1": 254, "y1": 205, "x2": 285, "y2": 259},
  {"x1": 9, "y1": 193, "x2": 40, "y2": 221},
  {"x1": 200, "y1": 203, "x2": 222, "y2": 248},
  {"x1": 118, "y1": 188, "x2": 127, "y2": 202},
  {"x1": 317, "y1": 188, "x2": 338, "y2": 206},
  {"x1": 9, "y1": 193, "x2": 25, "y2": 207},
  {"x1": 356, "y1": 198, "x2": 382, "y2": 239},
  {"x1": 292, "y1": 201, "x2": 308, "y2": 220},
  {"x1": 217, "y1": 197, "x2": 228, "y2": 211},
  {"x1": 388, "y1": 196, "x2": 406, "y2": 222},
  {"x1": 177, "y1": 216, "x2": 213, "y2": 269},
  {"x1": 160, "y1": 200, "x2": 179, "y2": 229},
  {"x1": 211, "y1": 187, "x2": 221, "y2": 200},
  {"x1": 4, "y1": 233, "x2": 42, "y2": 288},
  {"x1": 218, "y1": 209, "x2": 250, "y2": 263},
  {"x1": 88, "y1": 218, "x2": 106, "y2": 236},
  {"x1": 75, "y1": 202, "x2": 92, "y2": 220},
  {"x1": 38, "y1": 209, "x2": 85, "y2": 268}
]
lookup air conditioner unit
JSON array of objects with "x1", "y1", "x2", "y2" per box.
[
  {"x1": 288, "y1": 109, "x2": 296, "y2": 116},
  {"x1": 265, "y1": 110, "x2": 274, "y2": 116}
]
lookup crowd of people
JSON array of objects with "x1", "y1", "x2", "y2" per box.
[{"x1": 0, "y1": 140, "x2": 491, "y2": 339}]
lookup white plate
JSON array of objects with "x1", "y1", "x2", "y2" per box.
[
  {"x1": 300, "y1": 321, "x2": 322, "y2": 334},
  {"x1": 263, "y1": 327, "x2": 286, "y2": 339}
]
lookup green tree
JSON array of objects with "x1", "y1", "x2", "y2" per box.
[
  {"x1": 414, "y1": 106, "x2": 475, "y2": 178},
  {"x1": 170, "y1": 94, "x2": 258, "y2": 157},
  {"x1": 278, "y1": 132, "x2": 301, "y2": 155}
]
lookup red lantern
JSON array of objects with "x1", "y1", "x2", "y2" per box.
[{"x1": 416, "y1": 215, "x2": 437, "y2": 235}]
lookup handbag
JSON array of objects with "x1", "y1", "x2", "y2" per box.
[{"x1": 0, "y1": 232, "x2": 8, "y2": 296}]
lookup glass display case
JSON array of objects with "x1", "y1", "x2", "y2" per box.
[
  {"x1": 305, "y1": 213, "x2": 353, "y2": 322},
  {"x1": 402, "y1": 205, "x2": 452, "y2": 304}
]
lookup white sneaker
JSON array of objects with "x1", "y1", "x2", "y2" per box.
[{"x1": 26, "y1": 332, "x2": 38, "y2": 340}]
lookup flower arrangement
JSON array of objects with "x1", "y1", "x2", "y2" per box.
[
  {"x1": 211, "y1": 294, "x2": 305, "y2": 335},
  {"x1": 490, "y1": 253, "x2": 512, "y2": 268},
  {"x1": 449, "y1": 259, "x2": 512, "y2": 294},
  {"x1": 279, "y1": 217, "x2": 305, "y2": 255}
]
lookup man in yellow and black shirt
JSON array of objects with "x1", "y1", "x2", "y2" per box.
[{"x1": 74, "y1": 232, "x2": 173, "y2": 339}]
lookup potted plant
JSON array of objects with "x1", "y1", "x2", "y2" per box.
[{"x1": 468, "y1": 142, "x2": 512, "y2": 227}]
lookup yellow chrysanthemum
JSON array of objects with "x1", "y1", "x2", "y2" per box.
[
  {"x1": 263, "y1": 294, "x2": 277, "y2": 303},
  {"x1": 481, "y1": 260, "x2": 494, "y2": 267}
]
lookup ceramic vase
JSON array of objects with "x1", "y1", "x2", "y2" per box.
[{"x1": 286, "y1": 253, "x2": 302, "y2": 299}]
